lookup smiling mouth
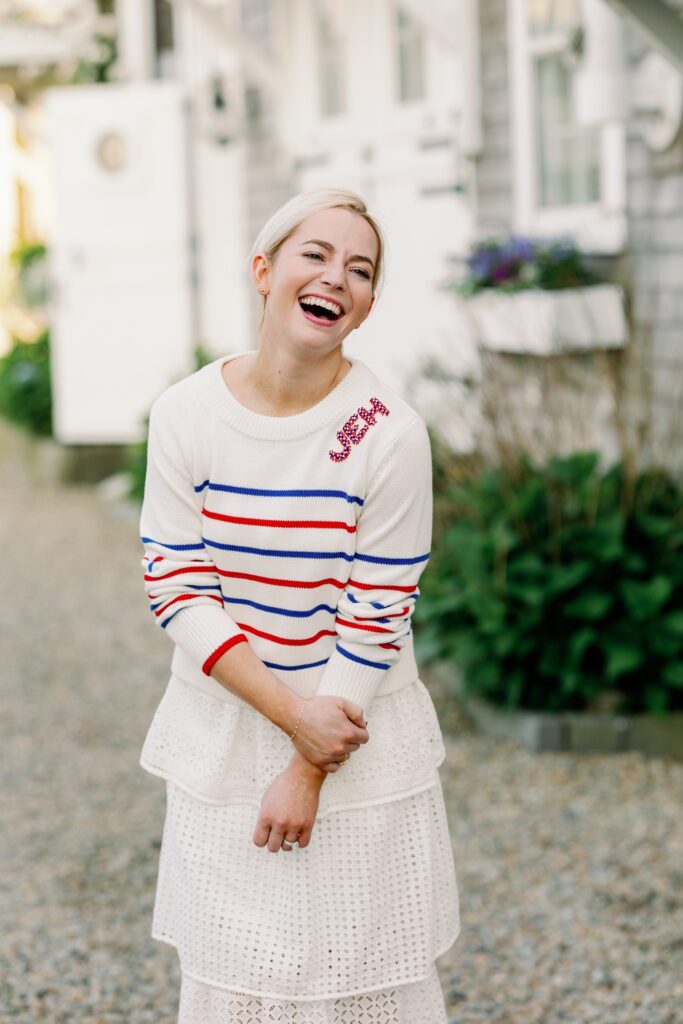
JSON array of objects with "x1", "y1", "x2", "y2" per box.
[{"x1": 298, "y1": 297, "x2": 344, "y2": 322}]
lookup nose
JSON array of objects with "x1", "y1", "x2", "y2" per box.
[{"x1": 319, "y1": 259, "x2": 346, "y2": 290}]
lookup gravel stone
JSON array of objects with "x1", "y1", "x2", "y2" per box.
[{"x1": 2, "y1": 459, "x2": 682, "y2": 1023}]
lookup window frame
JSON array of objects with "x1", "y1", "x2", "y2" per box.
[{"x1": 508, "y1": 0, "x2": 626, "y2": 254}]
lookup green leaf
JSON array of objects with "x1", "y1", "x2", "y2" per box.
[
  {"x1": 604, "y1": 643, "x2": 644, "y2": 681},
  {"x1": 642, "y1": 685, "x2": 670, "y2": 713},
  {"x1": 662, "y1": 662, "x2": 683, "y2": 689},
  {"x1": 661, "y1": 611, "x2": 683, "y2": 636},
  {"x1": 621, "y1": 577, "x2": 673, "y2": 620},
  {"x1": 564, "y1": 592, "x2": 613, "y2": 621}
]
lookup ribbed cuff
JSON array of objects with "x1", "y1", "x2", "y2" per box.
[
  {"x1": 202, "y1": 633, "x2": 248, "y2": 676},
  {"x1": 164, "y1": 604, "x2": 245, "y2": 673},
  {"x1": 314, "y1": 646, "x2": 391, "y2": 711}
]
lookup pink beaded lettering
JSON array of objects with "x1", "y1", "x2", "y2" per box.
[{"x1": 328, "y1": 397, "x2": 390, "y2": 462}]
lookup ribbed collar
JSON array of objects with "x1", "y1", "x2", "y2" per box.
[{"x1": 198, "y1": 351, "x2": 376, "y2": 441}]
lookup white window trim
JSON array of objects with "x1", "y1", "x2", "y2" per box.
[{"x1": 508, "y1": 0, "x2": 626, "y2": 255}]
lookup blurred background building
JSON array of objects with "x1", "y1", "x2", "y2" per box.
[{"x1": 1, "y1": 0, "x2": 683, "y2": 470}]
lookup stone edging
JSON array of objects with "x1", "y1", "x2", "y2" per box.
[{"x1": 423, "y1": 661, "x2": 683, "y2": 759}]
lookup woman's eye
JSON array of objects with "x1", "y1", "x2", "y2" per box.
[
  {"x1": 351, "y1": 268, "x2": 371, "y2": 279},
  {"x1": 303, "y1": 251, "x2": 324, "y2": 261}
]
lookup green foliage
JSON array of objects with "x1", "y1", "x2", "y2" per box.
[
  {"x1": 415, "y1": 446, "x2": 683, "y2": 714},
  {"x1": 0, "y1": 331, "x2": 52, "y2": 436},
  {"x1": 10, "y1": 242, "x2": 49, "y2": 309}
]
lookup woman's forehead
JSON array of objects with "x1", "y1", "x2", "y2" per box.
[{"x1": 289, "y1": 208, "x2": 378, "y2": 257}]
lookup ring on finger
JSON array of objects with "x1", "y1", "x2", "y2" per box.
[
  {"x1": 338, "y1": 752, "x2": 350, "y2": 765},
  {"x1": 282, "y1": 837, "x2": 299, "y2": 850}
]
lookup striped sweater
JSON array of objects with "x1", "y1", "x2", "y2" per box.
[{"x1": 139, "y1": 352, "x2": 433, "y2": 711}]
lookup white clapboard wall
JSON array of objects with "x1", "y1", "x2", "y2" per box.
[{"x1": 44, "y1": 81, "x2": 194, "y2": 443}]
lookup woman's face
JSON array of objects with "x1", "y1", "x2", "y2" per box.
[{"x1": 253, "y1": 207, "x2": 378, "y2": 355}]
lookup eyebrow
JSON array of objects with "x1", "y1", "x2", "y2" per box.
[{"x1": 300, "y1": 239, "x2": 376, "y2": 271}]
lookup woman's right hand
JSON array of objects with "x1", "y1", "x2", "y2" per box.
[{"x1": 290, "y1": 695, "x2": 369, "y2": 772}]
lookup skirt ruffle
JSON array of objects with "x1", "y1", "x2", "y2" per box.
[
  {"x1": 153, "y1": 781, "x2": 460, "y2": 1000},
  {"x1": 177, "y1": 964, "x2": 449, "y2": 1023},
  {"x1": 141, "y1": 676, "x2": 446, "y2": 814}
]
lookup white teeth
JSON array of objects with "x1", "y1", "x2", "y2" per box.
[{"x1": 299, "y1": 296, "x2": 343, "y2": 317}]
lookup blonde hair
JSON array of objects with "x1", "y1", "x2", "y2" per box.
[{"x1": 249, "y1": 188, "x2": 385, "y2": 299}]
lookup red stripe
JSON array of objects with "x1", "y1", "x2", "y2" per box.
[
  {"x1": 145, "y1": 564, "x2": 217, "y2": 582},
  {"x1": 203, "y1": 508, "x2": 356, "y2": 533},
  {"x1": 380, "y1": 642, "x2": 400, "y2": 650},
  {"x1": 202, "y1": 633, "x2": 248, "y2": 675},
  {"x1": 335, "y1": 616, "x2": 393, "y2": 635},
  {"x1": 154, "y1": 592, "x2": 223, "y2": 617},
  {"x1": 347, "y1": 578, "x2": 418, "y2": 594},
  {"x1": 236, "y1": 622, "x2": 337, "y2": 646},
  {"x1": 217, "y1": 569, "x2": 347, "y2": 590}
]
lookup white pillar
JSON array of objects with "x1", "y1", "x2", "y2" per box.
[{"x1": 116, "y1": 0, "x2": 155, "y2": 81}]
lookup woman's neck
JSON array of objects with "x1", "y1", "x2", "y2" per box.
[{"x1": 239, "y1": 341, "x2": 351, "y2": 417}]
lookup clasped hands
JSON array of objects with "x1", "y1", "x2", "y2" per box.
[{"x1": 252, "y1": 695, "x2": 368, "y2": 853}]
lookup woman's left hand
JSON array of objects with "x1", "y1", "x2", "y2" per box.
[{"x1": 252, "y1": 755, "x2": 324, "y2": 853}]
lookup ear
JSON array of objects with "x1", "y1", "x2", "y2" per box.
[
  {"x1": 252, "y1": 253, "x2": 270, "y2": 296},
  {"x1": 355, "y1": 294, "x2": 375, "y2": 328}
]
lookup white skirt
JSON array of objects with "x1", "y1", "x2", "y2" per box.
[
  {"x1": 177, "y1": 964, "x2": 449, "y2": 1023},
  {"x1": 153, "y1": 781, "x2": 459, "y2": 1022}
]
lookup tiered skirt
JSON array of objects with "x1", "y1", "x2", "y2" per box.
[{"x1": 142, "y1": 675, "x2": 460, "y2": 1021}]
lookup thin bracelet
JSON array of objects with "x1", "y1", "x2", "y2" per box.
[{"x1": 289, "y1": 696, "x2": 311, "y2": 741}]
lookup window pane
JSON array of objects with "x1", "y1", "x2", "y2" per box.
[
  {"x1": 240, "y1": 0, "x2": 271, "y2": 50},
  {"x1": 535, "y1": 54, "x2": 600, "y2": 206},
  {"x1": 317, "y1": 1, "x2": 346, "y2": 117},
  {"x1": 527, "y1": 0, "x2": 580, "y2": 36},
  {"x1": 395, "y1": 6, "x2": 425, "y2": 103}
]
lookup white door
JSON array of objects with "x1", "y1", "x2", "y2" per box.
[{"x1": 44, "y1": 81, "x2": 193, "y2": 443}]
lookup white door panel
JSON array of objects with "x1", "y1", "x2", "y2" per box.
[{"x1": 44, "y1": 81, "x2": 193, "y2": 443}]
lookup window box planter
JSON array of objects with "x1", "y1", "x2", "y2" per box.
[{"x1": 464, "y1": 284, "x2": 627, "y2": 355}]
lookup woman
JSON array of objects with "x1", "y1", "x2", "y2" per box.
[{"x1": 139, "y1": 188, "x2": 460, "y2": 1023}]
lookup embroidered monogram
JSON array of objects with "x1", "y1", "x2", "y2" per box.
[{"x1": 329, "y1": 397, "x2": 390, "y2": 462}]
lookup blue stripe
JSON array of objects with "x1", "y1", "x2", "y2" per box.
[
  {"x1": 203, "y1": 537, "x2": 355, "y2": 561},
  {"x1": 354, "y1": 551, "x2": 430, "y2": 566},
  {"x1": 223, "y1": 596, "x2": 337, "y2": 618},
  {"x1": 347, "y1": 592, "x2": 417, "y2": 612},
  {"x1": 188, "y1": 584, "x2": 223, "y2": 591},
  {"x1": 195, "y1": 480, "x2": 364, "y2": 506},
  {"x1": 263, "y1": 657, "x2": 331, "y2": 672},
  {"x1": 160, "y1": 608, "x2": 183, "y2": 629},
  {"x1": 141, "y1": 535, "x2": 204, "y2": 552},
  {"x1": 336, "y1": 644, "x2": 390, "y2": 670}
]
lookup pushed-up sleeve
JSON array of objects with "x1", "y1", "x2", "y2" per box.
[
  {"x1": 139, "y1": 399, "x2": 247, "y2": 675},
  {"x1": 314, "y1": 416, "x2": 433, "y2": 711}
]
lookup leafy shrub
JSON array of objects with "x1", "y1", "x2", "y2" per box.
[
  {"x1": 458, "y1": 235, "x2": 597, "y2": 296},
  {"x1": 0, "y1": 330, "x2": 52, "y2": 436},
  {"x1": 415, "y1": 446, "x2": 683, "y2": 714}
]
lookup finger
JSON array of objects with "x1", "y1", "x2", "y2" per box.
[
  {"x1": 282, "y1": 832, "x2": 299, "y2": 853},
  {"x1": 252, "y1": 820, "x2": 270, "y2": 848},
  {"x1": 297, "y1": 825, "x2": 312, "y2": 848},
  {"x1": 341, "y1": 700, "x2": 367, "y2": 728},
  {"x1": 267, "y1": 827, "x2": 285, "y2": 853},
  {"x1": 322, "y1": 761, "x2": 340, "y2": 773}
]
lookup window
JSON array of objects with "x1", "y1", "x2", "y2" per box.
[
  {"x1": 395, "y1": 5, "x2": 425, "y2": 104},
  {"x1": 528, "y1": 0, "x2": 600, "y2": 208},
  {"x1": 509, "y1": 0, "x2": 626, "y2": 252},
  {"x1": 316, "y1": 0, "x2": 346, "y2": 118},
  {"x1": 240, "y1": 0, "x2": 271, "y2": 51}
]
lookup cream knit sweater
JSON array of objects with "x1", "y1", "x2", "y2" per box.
[{"x1": 139, "y1": 353, "x2": 444, "y2": 811}]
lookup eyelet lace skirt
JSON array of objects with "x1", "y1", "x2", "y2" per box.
[{"x1": 145, "y1": 679, "x2": 460, "y2": 1022}]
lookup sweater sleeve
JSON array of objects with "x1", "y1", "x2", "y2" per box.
[
  {"x1": 313, "y1": 416, "x2": 432, "y2": 712},
  {"x1": 139, "y1": 398, "x2": 248, "y2": 675}
]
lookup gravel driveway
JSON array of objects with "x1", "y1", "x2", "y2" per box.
[{"x1": 2, "y1": 458, "x2": 682, "y2": 1023}]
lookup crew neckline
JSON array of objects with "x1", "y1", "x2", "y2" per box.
[{"x1": 199, "y1": 351, "x2": 373, "y2": 441}]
